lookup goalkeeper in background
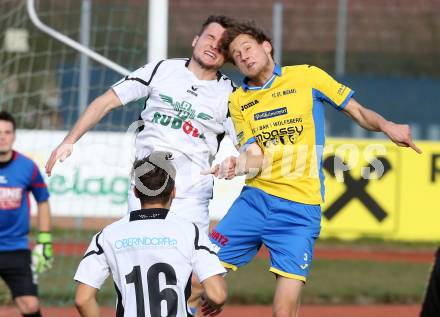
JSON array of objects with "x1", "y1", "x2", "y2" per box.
[{"x1": 0, "y1": 111, "x2": 53, "y2": 317}]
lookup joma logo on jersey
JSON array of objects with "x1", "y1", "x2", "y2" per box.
[
  {"x1": 152, "y1": 112, "x2": 205, "y2": 139},
  {"x1": 241, "y1": 100, "x2": 259, "y2": 111},
  {"x1": 209, "y1": 229, "x2": 229, "y2": 246},
  {"x1": 160, "y1": 94, "x2": 213, "y2": 121},
  {"x1": 0, "y1": 187, "x2": 23, "y2": 209},
  {"x1": 254, "y1": 107, "x2": 288, "y2": 121}
]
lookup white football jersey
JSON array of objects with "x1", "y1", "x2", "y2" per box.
[
  {"x1": 112, "y1": 59, "x2": 236, "y2": 201},
  {"x1": 74, "y1": 208, "x2": 226, "y2": 317}
]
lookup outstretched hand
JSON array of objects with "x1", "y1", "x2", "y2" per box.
[
  {"x1": 384, "y1": 122, "x2": 422, "y2": 154},
  {"x1": 201, "y1": 156, "x2": 237, "y2": 180},
  {"x1": 45, "y1": 143, "x2": 74, "y2": 176}
]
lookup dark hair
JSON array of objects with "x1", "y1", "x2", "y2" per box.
[
  {"x1": 0, "y1": 111, "x2": 16, "y2": 131},
  {"x1": 221, "y1": 20, "x2": 274, "y2": 63},
  {"x1": 133, "y1": 151, "x2": 176, "y2": 205},
  {"x1": 198, "y1": 15, "x2": 236, "y2": 36}
]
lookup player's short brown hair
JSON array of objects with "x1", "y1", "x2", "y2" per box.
[
  {"x1": 198, "y1": 15, "x2": 236, "y2": 36},
  {"x1": 198, "y1": 15, "x2": 236, "y2": 57},
  {"x1": 133, "y1": 151, "x2": 176, "y2": 205},
  {"x1": 221, "y1": 20, "x2": 274, "y2": 63},
  {"x1": 0, "y1": 111, "x2": 16, "y2": 131}
]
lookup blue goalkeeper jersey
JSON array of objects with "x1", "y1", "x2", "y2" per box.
[{"x1": 0, "y1": 151, "x2": 50, "y2": 251}]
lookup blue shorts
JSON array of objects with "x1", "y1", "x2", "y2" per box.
[{"x1": 209, "y1": 186, "x2": 321, "y2": 282}]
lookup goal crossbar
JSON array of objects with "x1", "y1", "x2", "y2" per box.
[{"x1": 26, "y1": 0, "x2": 130, "y2": 76}]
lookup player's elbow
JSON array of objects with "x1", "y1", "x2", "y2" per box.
[
  {"x1": 207, "y1": 285, "x2": 227, "y2": 307},
  {"x1": 90, "y1": 89, "x2": 121, "y2": 116},
  {"x1": 75, "y1": 296, "x2": 88, "y2": 311},
  {"x1": 203, "y1": 275, "x2": 228, "y2": 306},
  {"x1": 102, "y1": 89, "x2": 122, "y2": 112}
]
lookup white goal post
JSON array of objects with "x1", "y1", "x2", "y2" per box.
[{"x1": 26, "y1": 0, "x2": 170, "y2": 76}]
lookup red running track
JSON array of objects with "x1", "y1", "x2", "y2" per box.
[
  {"x1": 7, "y1": 244, "x2": 427, "y2": 317},
  {"x1": 49, "y1": 242, "x2": 436, "y2": 263},
  {"x1": 0, "y1": 304, "x2": 421, "y2": 317}
]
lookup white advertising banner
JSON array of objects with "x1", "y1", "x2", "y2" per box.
[{"x1": 14, "y1": 130, "x2": 243, "y2": 219}]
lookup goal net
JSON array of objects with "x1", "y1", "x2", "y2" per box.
[{"x1": 1, "y1": 0, "x2": 154, "y2": 306}]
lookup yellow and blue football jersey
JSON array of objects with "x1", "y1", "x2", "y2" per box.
[{"x1": 229, "y1": 64, "x2": 354, "y2": 204}]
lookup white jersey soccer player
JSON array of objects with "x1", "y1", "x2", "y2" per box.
[
  {"x1": 74, "y1": 208, "x2": 226, "y2": 317},
  {"x1": 45, "y1": 17, "x2": 238, "y2": 235},
  {"x1": 112, "y1": 58, "x2": 236, "y2": 231}
]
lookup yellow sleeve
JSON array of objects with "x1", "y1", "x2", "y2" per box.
[
  {"x1": 308, "y1": 66, "x2": 354, "y2": 110},
  {"x1": 228, "y1": 93, "x2": 255, "y2": 149}
]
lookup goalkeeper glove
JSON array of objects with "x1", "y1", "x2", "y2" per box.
[{"x1": 32, "y1": 232, "x2": 54, "y2": 274}]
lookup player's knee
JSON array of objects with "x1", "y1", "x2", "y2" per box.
[
  {"x1": 15, "y1": 296, "x2": 40, "y2": 314},
  {"x1": 273, "y1": 298, "x2": 300, "y2": 317},
  {"x1": 273, "y1": 294, "x2": 300, "y2": 317}
]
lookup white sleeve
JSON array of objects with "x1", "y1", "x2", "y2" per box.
[
  {"x1": 74, "y1": 231, "x2": 110, "y2": 289},
  {"x1": 223, "y1": 116, "x2": 239, "y2": 146},
  {"x1": 191, "y1": 225, "x2": 226, "y2": 283},
  {"x1": 111, "y1": 60, "x2": 163, "y2": 105},
  {"x1": 221, "y1": 78, "x2": 238, "y2": 146}
]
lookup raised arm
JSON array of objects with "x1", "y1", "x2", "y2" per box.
[
  {"x1": 343, "y1": 98, "x2": 422, "y2": 154},
  {"x1": 45, "y1": 89, "x2": 122, "y2": 176},
  {"x1": 62, "y1": 89, "x2": 122, "y2": 145}
]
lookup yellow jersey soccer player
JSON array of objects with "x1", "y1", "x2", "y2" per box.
[
  {"x1": 208, "y1": 20, "x2": 421, "y2": 317},
  {"x1": 230, "y1": 63, "x2": 353, "y2": 204}
]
